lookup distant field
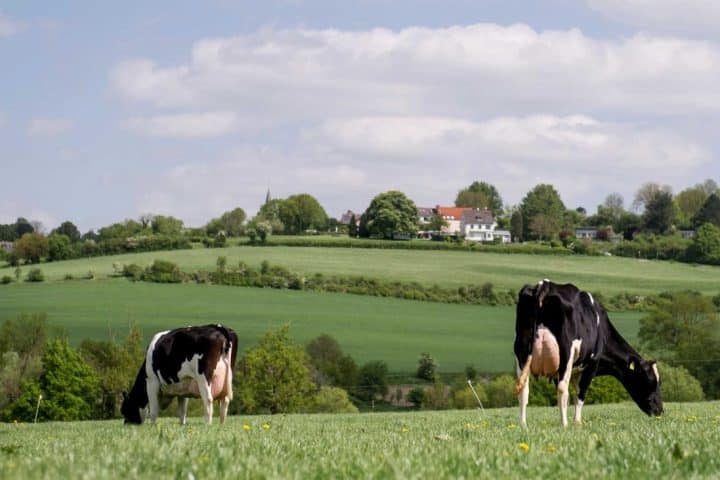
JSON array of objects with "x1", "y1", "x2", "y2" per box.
[
  {"x1": 0, "y1": 280, "x2": 642, "y2": 373},
  {"x1": 1, "y1": 402, "x2": 718, "y2": 478},
  {"x1": 2, "y1": 243, "x2": 719, "y2": 297}
]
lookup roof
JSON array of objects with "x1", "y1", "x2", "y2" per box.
[
  {"x1": 417, "y1": 207, "x2": 434, "y2": 217},
  {"x1": 436, "y1": 206, "x2": 473, "y2": 220},
  {"x1": 460, "y1": 208, "x2": 494, "y2": 225}
]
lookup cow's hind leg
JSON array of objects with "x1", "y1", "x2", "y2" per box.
[
  {"x1": 196, "y1": 375, "x2": 214, "y2": 424},
  {"x1": 177, "y1": 397, "x2": 189, "y2": 425},
  {"x1": 219, "y1": 396, "x2": 230, "y2": 425},
  {"x1": 516, "y1": 358, "x2": 531, "y2": 427},
  {"x1": 557, "y1": 339, "x2": 582, "y2": 427}
]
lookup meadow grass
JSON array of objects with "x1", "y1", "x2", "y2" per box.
[
  {"x1": 2, "y1": 244, "x2": 719, "y2": 297},
  {"x1": 1, "y1": 402, "x2": 718, "y2": 479},
  {"x1": 0, "y1": 280, "x2": 642, "y2": 373}
]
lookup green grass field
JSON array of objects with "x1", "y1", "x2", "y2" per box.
[
  {"x1": 2, "y1": 244, "x2": 719, "y2": 296},
  {"x1": 0, "y1": 280, "x2": 642, "y2": 373},
  {"x1": 1, "y1": 402, "x2": 718, "y2": 479}
]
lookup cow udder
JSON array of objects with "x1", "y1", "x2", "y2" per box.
[{"x1": 530, "y1": 327, "x2": 560, "y2": 377}]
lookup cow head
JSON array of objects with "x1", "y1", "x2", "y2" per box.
[
  {"x1": 121, "y1": 391, "x2": 145, "y2": 425},
  {"x1": 626, "y1": 356, "x2": 663, "y2": 416}
]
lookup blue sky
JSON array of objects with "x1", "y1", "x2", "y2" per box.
[{"x1": 1, "y1": 0, "x2": 718, "y2": 231}]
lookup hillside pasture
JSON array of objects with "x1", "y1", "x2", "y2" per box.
[
  {"x1": 0, "y1": 281, "x2": 641, "y2": 373},
  {"x1": 1, "y1": 402, "x2": 718, "y2": 479},
  {"x1": 2, "y1": 244, "x2": 718, "y2": 297}
]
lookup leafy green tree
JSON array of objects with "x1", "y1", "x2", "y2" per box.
[
  {"x1": 519, "y1": 184, "x2": 565, "y2": 240},
  {"x1": 359, "y1": 191, "x2": 418, "y2": 239},
  {"x1": 98, "y1": 219, "x2": 144, "y2": 241},
  {"x1": 633, "y1": 182, "x2": 672, "y2": 212},
  {"x1": 278, "y1": 194, "x2": 328, "y2": 234},
  {"x1": 687, "y1": 223, "x2": 720, "y2": 265},
  {"x1": 455, "y1": 181, "x2": 503, "y2": 215},
  {"x1": 407, "y1": 386, "x2": 425, "y2": 409},
  {"x1": 642, "y1": 190, "x2": 675, "y2": 234},
  {"x1": 51, "y1": 221, "x2": 81, "y2": 243},
  {"x1": 79, "y1": 324, "x2": 144, "y2": 418},
  {"x1": 356, "y1": 360, "x2": 389, "y2": 401},
  {"x1": 639, "y1": 292, "x2": 720, "y2": 397},
  {"x1": 5, "y1": 340, "x2": 101, "y2": 421},
  {"x1": 693, "y1": 193, "x2": 720, "y2": 228},
  {"x1": 246, "y1": 218, "x2": 272, "y2": 244},
  {"x1": 206, "y1": 208, "x2": 247, "y2": 236},
  {"x1": 306, "y1": 334, "x2": 358, "y2": 390},
  {"x1": 616, "y1": 211, "x2": 643, "y2": 240},
  {"x1": 427, "y1": 214, "x2": 448, "y2": 232},
  {"x1": 658, "y1": 363, "x2": 704, "y2": 402},
  {"x1": 485, "y1": 374, "x2": 516, "y2": 407},
  {"x1": 15, "y1": 218, "x2": 34, "y2": 238},
  {"x1": 151, "y1": 215, "x2": 184, "y2": 235},
  {"x1": 237, "y1": 325, "x2": 315, "y2": 414},
  {"x1": 416, "y1": 353, "x2": 437, "y2": 381},
  {"x1": 15, "y1": 232, "x2": 49, "y2": 264},
  {"x1": 47, "y1": 233, "x2": 72, "y2": 261},
  {"x1": 530, "y1": 213, "x2": 560, "y2": 241}
]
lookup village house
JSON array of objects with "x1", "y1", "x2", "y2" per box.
[{"x1": 575, "y1": 227, "x2": 598, "y2": 240}]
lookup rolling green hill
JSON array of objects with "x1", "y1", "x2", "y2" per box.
[
  {"x1": 3, "y1": 244, "x2": 718, "y2": 297},
  {"x1": 0, "y1": 280, "x2": 642, "y2": 373}
]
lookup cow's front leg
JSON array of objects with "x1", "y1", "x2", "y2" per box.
[
  {"x1": 557, "y1": 339, "x2": 582, "y2": 427},
  {"x1": 146, "y1": 377, "x2": 161, "y2": 425},
  {"x1": 177, "y1": 397, "x2": 188, "y2": 425},
  {"x1": 574, "y1": 362, "x2": 598, "y2": 424}
]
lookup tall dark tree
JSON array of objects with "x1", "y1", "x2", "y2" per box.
[
  {"x1": 52, "y1": 221, "x2": 81, "y2": 243},
  {"x1": 348, "y1": 214, "x2": 358, "y2": 238},
  {"x1": 510, "y1": 210, "x2": 523, "y2": 242},
  {"x1": 693, "y1": 193, "x2": 720, "y2": 228},
  {"x1": 633, "y1": 182, "x2": 672, "y2": 212},
  {"x1": 642, "y1": 191, "x2": 675, "y2": 234},
  {"x1": 455, "y1": 181, "x2": 503, "y2": 215},
  {"x1": 15, "y1": 218, "x2": 34, "y2": 238},
  {"x1": 306, "y1": 334, "x2": 358, "y2": 390},
  {"x1": 519, "y1": 184, "x2": 565, "y2": 240},
  {"x1": 359, "y1": 191, "x2": 418, "y2": 239}
]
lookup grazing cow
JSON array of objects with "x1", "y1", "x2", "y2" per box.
[
  {"x1": 514, "y1": 279, "x2": 662, "y2": 427},
  {"x1": 121, "y1": 324, "x2": 238, "y2": 425}
]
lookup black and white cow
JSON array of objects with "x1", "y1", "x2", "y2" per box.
[
  {"x1": 121, "y1": 324, "x2": 238, "y2": 425},
  {"x1": 514, "y1": 279, "x2": 662, "y2": 427}
]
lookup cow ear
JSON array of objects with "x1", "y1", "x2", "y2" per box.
[{"x1": 627, "y1": 355, "x2": 642, "y2": 371}]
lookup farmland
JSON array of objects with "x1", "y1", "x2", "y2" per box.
[
  {"x1": 1, "y1": 401, "x2": 719, "y2": 479},
  {"x1": 0, "y1": 280, "x2": 643, "y2": 373},
  {"x1": 2, "y1": 243, "x2": 719, "y2": 297}
]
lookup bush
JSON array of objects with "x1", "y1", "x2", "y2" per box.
[
  {"x1": 416, "y1": 353, "x2": 437, "y2": 381},
  {"x1": 306, "y1": 386, "x2": 359, "y2": 413},
  {"x1": 63, "y1": 274, "x2": 74, "y2": 281},
  {"x1": 451, "y1": 378, "x2": 487, "y2": 410},
  {"x1": 356, "y1": 361, "x2": 389, "y2": 401},
  {"x1": 143, "y1": 260, "x2": 183, "y2": 283},
  {"x1": 485, "y1": 375, "x2": 516, "y2": 408},
  {"x1": 422, "y1": 382, "x2": 450, "y2": 410},
  {"x1": 121, "y1": 263, "x2": 144, "y2": 281},
  {"x1": 1, "y1": 275, "x2": 12, "y2": 284},
  {"x1": 659, "y1": 363, "x2": 705, "y2": 402},
  {"x1": 585, "y1": 376, "x2": 629, "y2": 404},
  {"x1": 25, "y1": 268, "x2": 45, "y2": 282},
  {"x1": 407, "y1": 386, "x2": 425, "y2": 409}
]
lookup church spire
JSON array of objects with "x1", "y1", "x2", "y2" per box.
[{"x1": 265, "y1": 188, "x2": 271, "y2": 205}]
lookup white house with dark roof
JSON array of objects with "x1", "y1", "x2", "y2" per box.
[{"x1": 460, "y1": 208, "x2": 511, "y2": 243}]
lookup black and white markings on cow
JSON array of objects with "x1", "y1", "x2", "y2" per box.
[
  {"x1": 514, "y1": 279, "x2": 663, "y2": 427},
  {"x1": 121, "y1": 324, "x2": 239, "y2": 426}
]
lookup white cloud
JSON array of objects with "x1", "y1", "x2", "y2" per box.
[
  {"x1": 112, "y1": 23, "x2": 720, "y2": 119},
  {"x1": 587, "y1": 0, "x2": 720, "y2": 36},
  {"x1": 122, "y1": 111, "x2": 238, "y2": 137},
  {"x1": 0, "y1": 13, "x2": 24, "y2": 37},
  {"x1": 27, "y1": 117, "x2": 74, "y2": 136}
]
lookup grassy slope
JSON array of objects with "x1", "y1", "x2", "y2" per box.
[
  {"x1": 3, "y1": 244, "x2": 718, "y2": 296},
  {"x1": 0, "y1": 280, "x2": 641, "y2": 373},
  {"x1": 1, "y1": 402, "x2": 718, "y2": 479}
]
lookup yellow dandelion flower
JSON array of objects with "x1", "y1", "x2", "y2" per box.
[
  {"x1": 262, "y1": 423, "x2": 271, "y2": 430},
  {"x1": 518, "y1": 443, "x2": 530, "y2": 452},
  {"x1": 243, "y1": 424, "x2": 252, "y2": 431},
  {"x1": 546, "y1": 445, "x2": 557, "y2": 453},
  {"x1": 401, "y1": 427, "x2": 409, "y2": 433}
]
